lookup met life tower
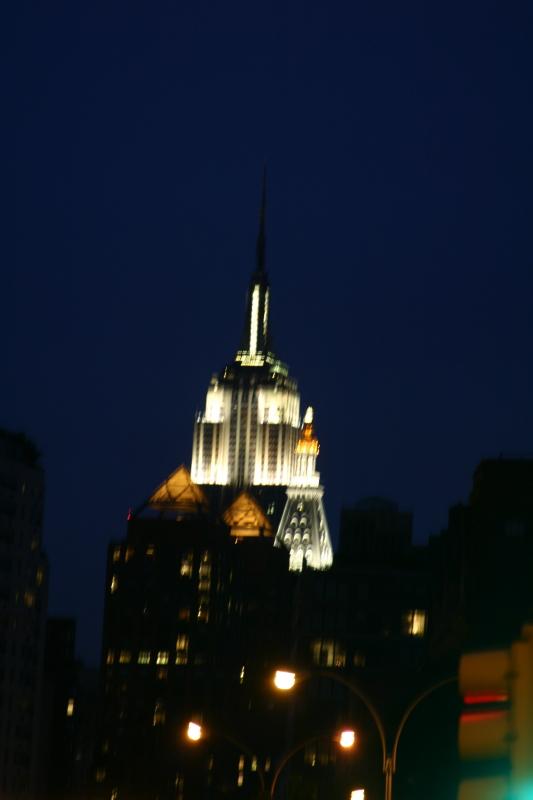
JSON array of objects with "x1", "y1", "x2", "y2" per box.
[{"x1": 190, "y1": 175, "x2": 333, "y2": 571}]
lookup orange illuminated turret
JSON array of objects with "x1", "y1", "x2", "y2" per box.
[
  {"x1": 291, "y1": 407, "x2": 320, "y2": 489},
  {"x1": 295, "y1": 406, "x2": 320, "y2": 456},
  {"x1": 276, "y1": 405, "x2": 333, "y2": 570}
]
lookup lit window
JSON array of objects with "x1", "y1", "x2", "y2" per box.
[
  {"x1": 208, "y1": 755, "x2": 214, "y2": 771},
  {"x1": 267, "y1": 502, "x2": 275, "y2": 515},
  {"x1": 119, "y1": 651, "x2": 131, "y2": 664},
  {"x1": 153, "y1": 702, "x2": 165, "y2": 726},
  {"x1": 201, "y1": 551, "x2": 211, "y2": 564},
  {"x1": 110, "y1": 789, "x2": 118, "y2": 800},
  {"x1": 146, "y1": 545, "x2": 155, "y2": 557},
  {"x1": 197, "y1": 604, "x2": 209, "y2": 623},
  {"x1": 138, "y1": 651, "x2": 151, "y2": 665},
  {"x1": 36, "y1": 567, "x2": 44, "y2": 586},
  {"x1": 156, "y1": 667, "x2": 168, "y2": 680},
  {"x1": 238, "y1": 755, "x2": 245, "y2": 770},
  {"x1": 251, "y1": 756, "x2": 257, "y2": 772},
  {"x1": 353, "y1": 652, "x2": 366, "y2": 668},
  {"x1": 66, "y1": 698, "x2": 75, "y2": 716},
  {"x1": 237, "y1": 772, "x2": 244, "y2": 787},
  {"x1": 179, "y1": 608, "x2": 190, "y2": 621},
  {"x1": 311, "y1": 639, "x2": 345, "y2": 668},
  {"x1": 95, "y1": 768, "x2": 106, "y2": 783},
  {"x1": 264, "y1": 757, "x2": 271, "y2": 772},
  {"x1": 239, "y1": 665, "x2": 245, "y2": 684},
  {"x1": 106, "y1": 650, "x2": 115, "y2": 665},
  {"x1": 180, "y1": 552, "x2": 194, "y2": 577},
  {"x1": 110, "y1": 576, "x2": 118, "y2": 594},
  {"x1": 125, "y1": 547, "x2": 134, "y2": 561},
  {"x1": 156, "y1": 651, "x2": 169, "y2": 665},
  {"x1": 403, "y1": 610, "x2": 427, "y2": 637},
  {"x1": 112, "y1": 547, "x2": 121, "y2": 562},
  {"x1": 23, "y1": 591, "x2": 35, "y2": 608}
]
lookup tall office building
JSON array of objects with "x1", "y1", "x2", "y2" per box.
[
  {"x1": 96, "y1": 467, "x2": 292, "y2": 800},
  {"x1": 191, "y1": 176, "x2": 333, "y2": 570},
  {"x1": 95, "y1": 180, "x2": 335, "y2": 799},
  {"x1": 0, "y1": 430, "x2": 48, "y2": 799}
]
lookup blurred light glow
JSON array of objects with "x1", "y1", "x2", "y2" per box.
[
  {"x1": 350, "y1": 790, "x2": 365, "y2": 800},
  {"x1": 339, "y1": 729, "x2": 356, "y2": 749},
  {"x1": 274, "y1": 670, "x2": 296, "y2": 691},
  {"x1": 187, "y1": 721, "x2": 202, "y2": 741}
]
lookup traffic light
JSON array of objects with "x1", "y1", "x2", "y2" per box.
[
  {"x1": 510, "y1": 626, "x2": 533, "y2": 799},
  {"x1": 457, "y1": 624, "x2": 533, "y2": 800}
]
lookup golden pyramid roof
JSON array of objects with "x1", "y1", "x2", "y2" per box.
[
  {"x1": 149, "y1": 465, "x2": 208, "y2": 513},
  {"x1": 223, "y1": 491, "x2": 273, "y2": 538}
]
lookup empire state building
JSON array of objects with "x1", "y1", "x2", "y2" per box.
[{"x1": 191, "y1": 177, "x2": 333, "y2": 570}]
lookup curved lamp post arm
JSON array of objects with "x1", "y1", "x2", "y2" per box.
[
  {"x1": 391, "y1": 675, "x2": 457, "y2": 772},
  {"x1": 270, "y1": 733, "x2": 340, "y2": 800},
  {"x1": 221, "y1": 730, "x2": 267, "y2": 794},
  {"x1": 310, "y1": 668, "x2": 388, "y2": 771},
  {"x1": 189, "y1": 724, "x2": 266, "y2": 794}
]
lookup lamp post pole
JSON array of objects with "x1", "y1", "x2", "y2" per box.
[{"x1": 275, "y1": 669, "x2": 457, "y2": 800}]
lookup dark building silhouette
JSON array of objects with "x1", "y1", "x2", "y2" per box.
[
  {"x1": 431, "y1": 457, "x2": 533, "y2": 654},
  {"x1": 281, "y1": 498, "x2": 436, "y2": 800},
  {"x1": 95, "y1": 466, "x2": 293, "y2": 799},
  {"x1": 0, "y1": 430, "x2": 48, "y2": 800},
  {"x1": 40, "y1": 618, "x2": 98, "y2": 800}
]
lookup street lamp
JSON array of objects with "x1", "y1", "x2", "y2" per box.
[
  {"x1": 185, "y1": 714, "x2": 355, "y2": 798},
  {"x1": 186, "y1": 721, "x2": 202, "y2": 741},
  {"x1": 273, "y1": 666, "x2": 456, "y2": 800},
  {"x1": 339, "y1": 729, "x2": 356, "y2": 749},
  {"x1": 273, "y1": 669, "x2": 296, "y2": 691}
]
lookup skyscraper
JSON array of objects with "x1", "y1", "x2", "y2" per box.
[
  {"x1": 0, "y1": 430, "x2": 48, "y2": 799},
  {"x1": 191, "y1": 175, "x2": 333, "y2": 570}
]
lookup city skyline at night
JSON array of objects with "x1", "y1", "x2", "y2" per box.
[{"x1": 7, "y1": 1, "x2": 533, "y2": 664}]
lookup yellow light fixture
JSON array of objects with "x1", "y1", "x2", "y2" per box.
[
  {"x1": 273, "y1": 670, "x2": 296, "y2": 691},
  {"x1": 187, "y1": 721, "x2": 202, "y2": 741},
  {"x1": 339, "y1": 729, "x2": 356, "y2": 749}
]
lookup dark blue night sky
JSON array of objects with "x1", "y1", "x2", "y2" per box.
[{"x1": 6, "y1": 1, "x2": 533, "y2": 664}]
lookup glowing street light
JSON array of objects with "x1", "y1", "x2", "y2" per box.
[
  {"x1": 273, "y1": 670, "x2": 296, "y2": 691},
  {"x1": 350, "y1": 790, "x2": 365, "y2": 800},
  {"x1": 339, "y1": 729, "x2": 356, "y2": 749},
  {"x1": 186, "y1": 721, "x2": 202, "y2": 741}
]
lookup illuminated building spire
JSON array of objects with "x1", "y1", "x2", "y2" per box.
[
  {"x1": 255, "y1": 166, "x2": 266, "y2": 275},
  {"x1": 275, "y1": 406, "x2": 333, "y2": 571},
  {"x1": 237, "y1": 169, "x2": 272, "y2": 362}
]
